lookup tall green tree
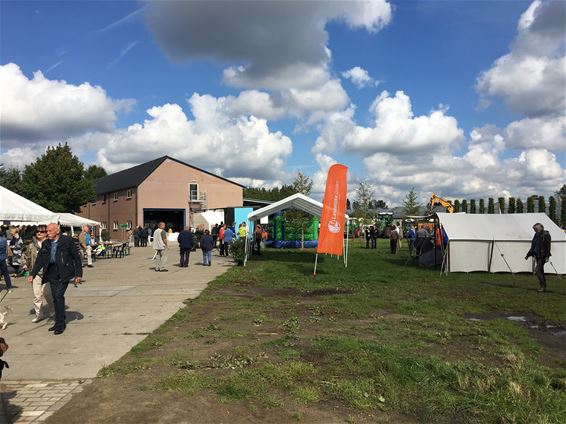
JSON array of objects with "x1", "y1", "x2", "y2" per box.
[
  {"x1": 84, "y1": 165, "x2": 107, "y2": 201},
  {"x1": 20, "y1": 143, "x2": 93, "y2": 213},
  {"x1": 0, "y1": 167, "x2": 22, "y2": 193},
  {"x1": 291, "y1": 172, "x2": 313, "y2": 196},
  {"x1": 453, "y1": 199, "x2": 461, "y2": 213},
  {"x1": 403, "y1": 187, "x2": 421, "y2": 216},
  {"x1": 497, "y1": 197, "x2": 505, "y2": 213},
  {"x1": 507, "y1": 197, "x2": 516, "y2": 214},
  {"x1": 527, "y1": 196, "x2": 535, "y2": 213},
  {"x1": 470, "y1": 199, "x2": 476, "y2": 214},
  {"x1": 461, "y1": 199, "x2": 468, "y2": 214},
  {"x1": 538, "y1": 196, "x2": 546, "y2": 215},
  {"x1": 353, "y1": 180, "x2": 375, "y2": 222},
  {"x1": 479, "y1": 198, "x2": 485, "y2": 214},
  {"x1": 285, "y1": 173, "x2": 314, "y2": 248},
  {"x1": 487, "y1": 198, "x2": 495, "y2": 214},
  {"x1": 516, "y1": 198, "x2": 524, "y2": 213},
  {"x1": 548, "y1": 196, "x2": 557, "y2": 224}
]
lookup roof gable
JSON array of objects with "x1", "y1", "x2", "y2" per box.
[{"x1": 95, "y1": 156, "x2": 245, "y2": 195}]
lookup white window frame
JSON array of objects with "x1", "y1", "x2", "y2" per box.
[
  {"x1": 127, "y1": 220, "x2": 132, "y2": 230},
  {"x1": 101, "y1": 221, "x2": 107, "y2": 230},
  {"x1": 113, "y1": 221, "x2": 119, "y2": 230},
  {"x1": 126, "y1": 189, "x2": 133, "y2": 199},
  {"x1": 113, "y1": 192, "x2": 118, "y2": 201},
  {"x1": 189, "y1": 182, "x2": 199, "y2": 201}
]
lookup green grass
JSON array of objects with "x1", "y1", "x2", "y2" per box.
[{"x1": 104, "y1": 239, "x2": 566, "y2": 423}]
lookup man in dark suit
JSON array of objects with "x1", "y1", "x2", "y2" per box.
[{"x1": 28, "y1": 223, "x2": 82, "y2": 334}]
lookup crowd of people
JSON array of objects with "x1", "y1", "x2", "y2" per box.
[{"x1": 0, "y1": 223, "x2": 84, "y2": 335}]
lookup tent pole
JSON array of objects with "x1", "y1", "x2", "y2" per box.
[
  {"x1": 313, "y1": 253, "x2": 319, "y2": 277},
  {"x1": 244, "y1": 227, "x2": 249, "y2": 266},
  {"x1": 345, "y1": 219, "x2": 350, "y2": 268},
  {"x1": 549, "y1": 261, "x2": 562, "y2": 279},
  {"x1": 494, "y1": 241, "x2": 515, "y2": 278},
  {"x1": 487, "y1": 239, "x2": 495, "y2": 273}
]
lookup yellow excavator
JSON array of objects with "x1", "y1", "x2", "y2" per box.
[{"x1": 428, "y1": 192, "x2": 454, "y2": 213}]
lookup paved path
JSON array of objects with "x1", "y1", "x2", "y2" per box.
[{"x1": 0, "y1": 243, "x2": 232, "y2": 423}]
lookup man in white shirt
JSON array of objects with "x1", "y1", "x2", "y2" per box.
[{"x1": 152, "y1": 222, "x2": 168, "y2": 272}]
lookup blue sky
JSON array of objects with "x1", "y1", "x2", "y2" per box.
[{"x1": 1, "y1": 0, "x2": 564, "y2": 203}]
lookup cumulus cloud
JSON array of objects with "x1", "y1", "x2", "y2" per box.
[
  {"x1": 342, "y1": 66, "x2": 379, "y2": 88},
  {"x1": 342, "y1": 90, "x2": 464, "y2": 154},
  {"x1": 504, "y1": 116, "x2": 566, "y2": 150},
  {"x1": 97, "y1": 94, "x2": 292, "y2": 180},
  {"x1": 476, "y1": 0, "x2": 566, "y2": 117},
  {"x1": 362, "y1": 145, "x2": 565, "y2": 205},
  {"x1": 0, "y1": 63, "x2": 133, "y2": 147},
  {"x1": 146, "y1": 0, "x2": 391, "y2": 90}
]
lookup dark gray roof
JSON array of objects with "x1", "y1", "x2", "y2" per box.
[{"x1": 95, "y1": 156, "x2": 245, "y2": 195}]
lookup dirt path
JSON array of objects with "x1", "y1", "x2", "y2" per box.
[{"x1": 0, "y1": 243, "x2": 231, "y2": 423}]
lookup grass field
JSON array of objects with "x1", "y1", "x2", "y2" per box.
[{"x1": 50, "y1": 239, "x2": 566, "y2": 423}]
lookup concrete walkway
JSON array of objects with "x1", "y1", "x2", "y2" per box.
[{"x1": 0, "y1": 243, "x2": 232, "y2": 422}]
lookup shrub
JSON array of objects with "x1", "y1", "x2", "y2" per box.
[
  {"x1": 231, "y1": 237, "x2": 246, "y2": 265},
  {"x1": 101, "y1": 229, "x2": 111, "y2": 241}
]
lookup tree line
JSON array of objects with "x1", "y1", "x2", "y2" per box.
[
  {"x1": 0, "y1": 143, "x2": 107, "y2": 213},
  {"x1": 450, "y1": 188, "x2": 566, "y2": 227}
]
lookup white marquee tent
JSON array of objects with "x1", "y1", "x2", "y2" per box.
[
  {"x1": 437, "y1": 212, "x2": 565, "y2": 274},
  {"x1": 0, "y1": 185, "x2": 59, "y2": 224},
  {"x1": 245, "y1": 193, "x2": 350, "y2": 266},
  {"x1": 57, "y1": 213, "x2": 100, "y2": 228}
]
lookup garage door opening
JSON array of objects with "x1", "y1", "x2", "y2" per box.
[{"x1": 143, "y1": 209, "x2": 185, "y2": 232}]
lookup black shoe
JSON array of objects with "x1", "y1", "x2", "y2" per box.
[
  {"x1": 160, "y1": 269, "x2": 169, "y2": 272},
  {"x1": 48, "y1": 325, "x2": 56, "y2": 331},
  {"x1": 49, "y1": 325, "x2": 65, "y2": 332},
  {"x1": 54, "y1": 327, "x2": 65, "y2": 335},
  {"x1": 87, "y1": 265, "x2": 94, "y2": 268}
]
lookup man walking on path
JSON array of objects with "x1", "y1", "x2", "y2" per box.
[
  {"x1": 177, "y1": 226, "x2": 194, "y2": 268},
  {"x1": 152, "y1": 222, "x2": 168, "y2": 272},
  {"x1": 223, "y1": 225, "x2": 234, "y2": 257},
  {"x1": 78, "y1": 226, "x2": 93, "y2": 268},
  {"x1": 200, "y1": 230, "x2": 214, "y2": 266},
  {"x1": 525, "y1": 223, "x2": 552, "y2": 292},
  {"x1": 28, "y1": 223, "x2": 82, "y2": 335},
  {"x1": 22, "y1": 225, "x2": 53, "y2": 322}
]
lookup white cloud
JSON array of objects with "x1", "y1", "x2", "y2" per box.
[
  {"x1": 312, "y1": 107, "x2": 356, "y2": 154},
  {"x1": 97, "y1": 94, "x2": 292, "y2": 180},
  {"x1": 476, "y1": 0, "x2": 566, "y2": 117},
  {"x1": 146, "y1": 0, "x2": 391, "y2": 90},
  {"x1": 0, "y1": 63, "x2": 133, "y2": 146},
  {"x1": 342, "y1": 90, "x2": 464, "y2": 154},
  {"x1": 224, "y1": 90, "x2": 286, "y2": 120},
  {"x1": 342, "y1": 66, "x2": 379, "y2": 88},
  {"x1": 504, "y1": 116, "x2": 566, "y2": 150},
  {"x1": 283, "y1": 79, "x2": 349, "y2": 115}
]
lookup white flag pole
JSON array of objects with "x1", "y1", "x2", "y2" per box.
[
  {"x1": 313, "y1": 253, "x2": 319, "y2": 276},
  {"x1": 345, "y1": 218, "x2": 350, "y2": 268}
]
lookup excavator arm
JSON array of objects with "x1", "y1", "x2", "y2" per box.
[{"x1": 428, "y1": 192, "x2": 454, "y2": 213}]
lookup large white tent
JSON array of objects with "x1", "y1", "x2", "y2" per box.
[
  {"x1": 0, "y1": 185, "x2": 59, "y2": 224},
  {"x1": 57, "y1": 213, "x2": 101, "y2": 227},
  {"x1": 248, "y1": 193, "x2": 328, "y2": 222},
  {"x1": 245, "y1": 193, "x2": 350, "y2": 266},
  {"x1": 437, "y1": 212, "x2": 566, "y2": 274}
]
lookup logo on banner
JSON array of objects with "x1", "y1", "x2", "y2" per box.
[{"x1": 327, "y1": 183, "x2": 341, "y2": 233}]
